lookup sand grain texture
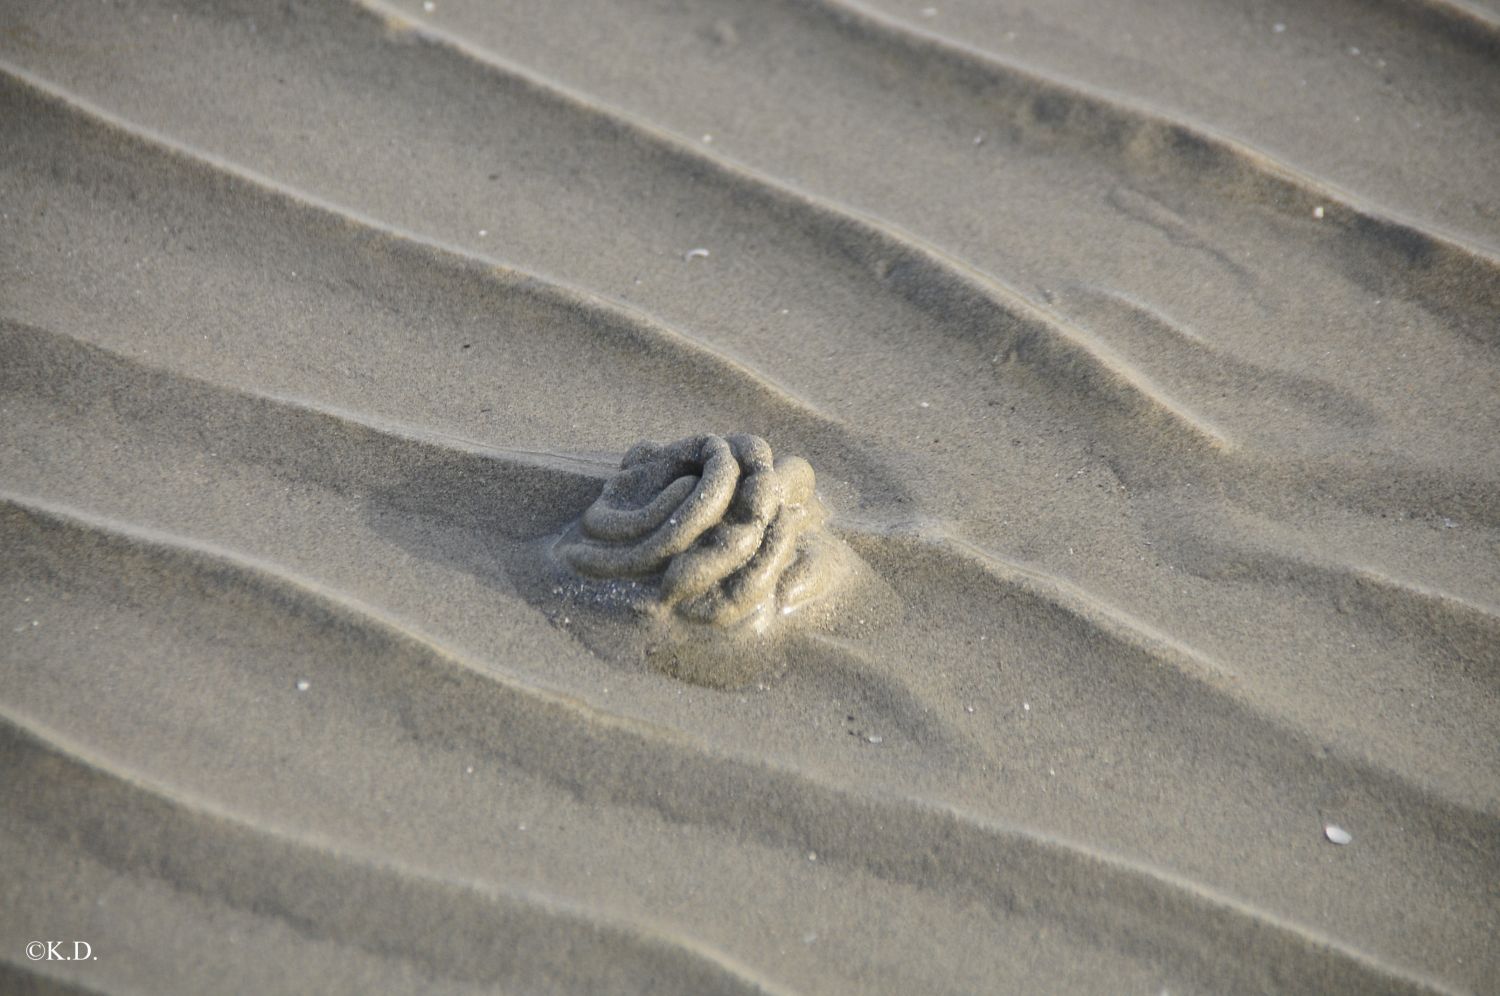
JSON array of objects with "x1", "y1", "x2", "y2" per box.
[{"x1": 1, "y1": 0, "x2": 1497, "y2": 992}]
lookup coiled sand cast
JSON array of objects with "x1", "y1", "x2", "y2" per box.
[{"x1": 557, "y1": 433, "x2": 849, "y2": 631}]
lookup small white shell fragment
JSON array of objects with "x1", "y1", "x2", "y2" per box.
[
  {"x1": 1325, "y1": 824, "x2": 1352, "y2": 845},
  {"x1": 867, "y1": 735, "x2": 883, "y2": 744},
  {"x1": 295, "y1": 680, "x2": 311, "y2": 691},
  {"x1": 1313, "y1": 206, "x2": 1325, "y2": 219},
  {"x1": 684, "y1": 247, "x2": 710, "y2": 260}
]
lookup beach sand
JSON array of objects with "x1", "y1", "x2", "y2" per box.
[{"x1": 1, "y1": 0, "x2": 1497, "y2": 992}]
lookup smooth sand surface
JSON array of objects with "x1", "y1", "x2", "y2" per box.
[{"x1": 1, "y1": 0, "x2": 1497, "y2": 992}]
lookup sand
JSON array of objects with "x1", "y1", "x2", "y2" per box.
[{"x1": 1, "y1": 0, "x2": 1497, "y2": 992}]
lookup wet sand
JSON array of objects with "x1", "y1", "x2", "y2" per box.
[{"x1": 1, "y1": 0, "x2": 1497, "y2": 992}]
